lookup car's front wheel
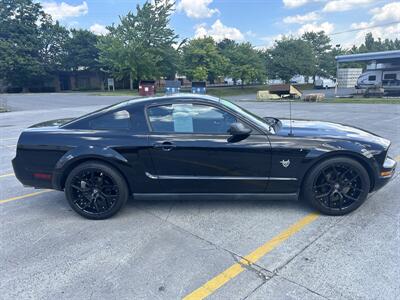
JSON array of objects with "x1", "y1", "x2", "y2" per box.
[
  {"x1": 65, "y1": 161, "x2": 128, "y2": 219},
  {"x1": 303, "y1": 157, "x2": 370, "y2": 215}
]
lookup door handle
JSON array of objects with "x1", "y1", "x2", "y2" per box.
[{"x1": 153, "y1": 141, "x2": 176, "y2": 151}]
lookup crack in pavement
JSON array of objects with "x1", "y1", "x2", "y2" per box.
[
  {"x1": 229, "y1": 252, "x2": 271, "y2": 283},
  {"x1": 241, "y1": 279, "x2": 273, "y2": 300},
  {"x1": 134, "y1": 187, "x2": 397, "y2": 300},
  {"x1": 135, "y1": 204, "x2": 328, "y2": 299},
  {"x1": 273, "y1": 215, "x2": 345, "y2": 275},
  {"x1": 135, "y1": 205, "x2": 335, "y2": 299},
  {"x1": 277, "y1": 274, "x2": 330, "y2": 300}
]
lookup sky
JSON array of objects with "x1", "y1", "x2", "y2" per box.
[{"x1": 38, "y1": 0, "x2": 400, "y2": 48}]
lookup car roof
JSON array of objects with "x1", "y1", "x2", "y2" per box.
[
  {"x1": 124, "y1": 93, "x2": 221, "y2": 107},
  {"x1": 61, "y1": 94, "x2": 223, "y2": 128}
]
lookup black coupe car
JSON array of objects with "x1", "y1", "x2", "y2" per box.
[{"x1": 13, "y1": 94, "x2": 396, "y2": 219}]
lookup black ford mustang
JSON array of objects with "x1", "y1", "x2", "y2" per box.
[{"x1": 13, "y1": 94, "x2": 396, "y2": 219}]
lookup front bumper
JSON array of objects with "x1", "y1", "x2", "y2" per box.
[{"x1": 374, "y1": 156, "x2": 397, "y2": 191}]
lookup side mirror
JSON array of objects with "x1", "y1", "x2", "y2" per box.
[{"x1": 228, "y1": 123, "x2": 252, "y2": 142}]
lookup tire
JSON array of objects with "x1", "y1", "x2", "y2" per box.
[
  {"x1": 302, "y1": 157, "x2": 370, "y2": 215},
  {"x1": 65, "y1": 161, "x2": 128, "y2": 219}
]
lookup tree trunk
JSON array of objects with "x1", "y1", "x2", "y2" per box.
[
  {"x1": 100, "y1": 72, "x2": 105, "y2": 91},
  {"x1": 129, "y1": 73, "x2": 133, "y2": 90}
]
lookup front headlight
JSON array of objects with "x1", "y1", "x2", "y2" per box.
[{"x1": 383, "y1": 156, "x2": 396, "y2": 169}]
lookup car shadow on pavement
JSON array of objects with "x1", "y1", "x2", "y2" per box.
[
  {"x1": 12, "y1": 192, "x2": 315, "y2": 220},
  {"x1": 128, "y1": 197, "x2": 314, "y2": 216}
]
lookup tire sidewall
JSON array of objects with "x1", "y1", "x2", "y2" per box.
[
  {"x1": 303, "y1": 157, "x2": 370, "y2": 215},
  {"x1": 65, "y1": 161, "x2": 129, "y2": 220}
]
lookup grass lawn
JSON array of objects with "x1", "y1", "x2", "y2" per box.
[
  {"x1": 92, "y1": 90, "x2": 139, "y2": 96},
  {"x1": 325, "y1": 97, "x2": 400, "y2": 104},
  {"x1": 259, "y1": 97, "x2": 400, "y2": 104}
]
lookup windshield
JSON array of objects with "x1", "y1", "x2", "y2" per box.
[{"x1": 220, "y1": 98, "x2": 276, "y2": 133}]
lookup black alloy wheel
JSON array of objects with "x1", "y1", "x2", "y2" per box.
[
  {"x1": 65, "y1": 161, "x2": 128, "y2": 219},
  {"x1": 303, "y1": 157, "x2": 370, "y2": 215}
]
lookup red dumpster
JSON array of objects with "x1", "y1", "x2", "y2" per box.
[{"x1": 138, "y1": 80, "x2": 156, "y2": 96}]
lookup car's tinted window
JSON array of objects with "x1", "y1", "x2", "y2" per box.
[
  {"x1": 147, "y1": 103, "x2": 237, "y2": 133},
  {"x1": 90, "y1": 110, "x2": 131, "y2": 130},
  {"x1": 368, "y1": 75, "x2": 376, "y2": 81}
]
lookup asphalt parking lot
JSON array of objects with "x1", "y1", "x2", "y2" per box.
[{"x1": 1, "y1": 93, "x2": 399, "y2": 299}]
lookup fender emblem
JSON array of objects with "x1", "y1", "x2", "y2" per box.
[{"x1": 280, "y1": 159, "x2": 290, "y2": 168}]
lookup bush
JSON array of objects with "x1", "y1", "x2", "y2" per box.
[
  {"x1": 6, "y1": 87, "x2": 23, "y2": 93},
  {"x1": 28, "y1": 87, "x2": 56, "y2": 93}
]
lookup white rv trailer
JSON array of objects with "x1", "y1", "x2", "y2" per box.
[
  {"x1": 356, "y1": 69, "x2": 400, "y2": 93},
  {"x1": 335, "y1": 50, "x2": 400, "y2": 96}
]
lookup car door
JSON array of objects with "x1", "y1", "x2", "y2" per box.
[{"x1": 145, "y1": 101, "x2": 271, "y2": 193}]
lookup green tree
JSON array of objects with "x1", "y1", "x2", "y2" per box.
[
  {"x1": 265, "y1": 37, "x2": 316, "y2": 82},
  {"x1": 97, "y1": 0, "x2": 178, "y2": 87},
  {"x1": 63, "y1": 29, "x2": 99, "y2": 71},
  {"x1": 216, "y1": 38, "x2": 237, "y2": 79},
  {"x1": 301, "y1": 31, "x2": 332, "y2": 78},
  {"x1": 358, "y1": 32, "x2": 400, "y2": 53},
  {"x1": 0, "y1": 0, "x2": 46, "y2": 89},
  {"x1": 192, "y1": 66, "x2": 208, "y2": 81},
  {"x1": 181, "y1": 37, "x2": 227, "y2": 83},
  {"x1": 0, "y1": 0, "x2": 72, "y2": 90},
  {"x1": 39, "y1": 16, "x2": 70, "y2": 73},
  {"x1": 321, "y1": 46, "x2": 346, "y2": 77},
  {"x1": 218, "y1": 39, "x2": 265, "y2": 85}
]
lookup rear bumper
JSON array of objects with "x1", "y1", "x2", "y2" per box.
[
  {"x1": 373, "y1": 156, "x2": 397, "y2": 191},
  {"x1": 12, "y1": 157, "x2": 54, "y2": 189}
]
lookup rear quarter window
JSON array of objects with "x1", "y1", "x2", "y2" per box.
[{"x1": 90, "y1": 110, "x2": 131, "y2": 130}]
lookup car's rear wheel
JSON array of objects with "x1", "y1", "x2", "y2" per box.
[
  {"x1": 303, "y1": 157, "x2": 370, "y2": 215},
  {"x1": 65, "y1": 161, "x2": 128, "y2": 219}
]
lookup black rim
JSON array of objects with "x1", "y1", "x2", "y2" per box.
[
  {"x1": 313, "y1": 163, "x2": 364, "y2": 210},
  {"x1": 69, "y1": 168, "x2": 119, "y2": 215}
]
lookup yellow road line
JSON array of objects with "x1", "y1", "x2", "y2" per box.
[
  {"x1": 183, "y1": 213, "x2": 319, "y2": 300},
  {"x1": 0, "y1": 190, "x2": 51, "y2": 204},
  {"x1": 0, "y1": 173, "x2": 14, "y2": 178}
]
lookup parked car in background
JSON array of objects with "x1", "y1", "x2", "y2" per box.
[{"x1": 314, "y1": 77, "x2": 337, "y2": 89}]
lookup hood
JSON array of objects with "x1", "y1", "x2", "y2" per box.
[
  {"x1": 276, "y1": 119, "x2": 390, "y2": 148},
  {"x1": 29, "y1": 118, "x2": 75, "y2": 128}
]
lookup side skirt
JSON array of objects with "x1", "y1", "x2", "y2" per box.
[{"x1": 132, "y1": 193, "x2": 299, "y2": 201}]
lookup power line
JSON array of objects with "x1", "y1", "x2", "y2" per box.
[
  {"x1": 252, "y1": 20, "x2": 400, "y2": 48},
  {"x1": 328, "y1": 20, "x2": 400, "y2": 36}
]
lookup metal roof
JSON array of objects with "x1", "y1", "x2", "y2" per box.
[{"x1": 335, "y1": 50, "x2": 400, "y2": 63}]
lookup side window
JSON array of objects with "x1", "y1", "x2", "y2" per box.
[
  {"x1": 90, "y1": 110, "x2": 131, "y2": 130},
  {"x1": 383, "y1": 74, "x2": 396, "y2": 80},
  {"x1": 368, "y1": 75, "x2": 376, "y2": 81},
  {"x1": 147, "y1": 103, "x2": 238, "y2": 134}
]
